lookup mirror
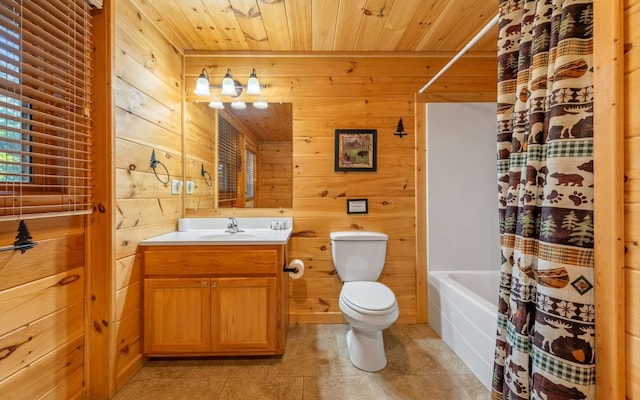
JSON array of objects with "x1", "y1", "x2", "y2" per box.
[{"x1": 185, "y1": 102, "x2": 292, "y2": 210}]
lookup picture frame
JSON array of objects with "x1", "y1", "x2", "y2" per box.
[
  {"x1": 334, "y1": 129, "x2": 377, "y2": 172},
  {"x1": 347, "y1": 198, "x2": 368, "y2": 214}
]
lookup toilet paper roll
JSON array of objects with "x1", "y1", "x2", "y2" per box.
[{"x1": 287, "y1": 259, "x2": 305, "y2": 279}]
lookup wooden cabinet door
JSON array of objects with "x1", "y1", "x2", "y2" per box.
[
  {"x1": 211, "y1": 277, "x2": 277, "y2": 353},
  {"x1": 143, "y1": 278, "x2": 211, "y2": 354}
]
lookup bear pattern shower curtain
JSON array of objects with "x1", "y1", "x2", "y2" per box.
[{"x1": 493, "y1": 0, "x2": 595, "y2": 399}]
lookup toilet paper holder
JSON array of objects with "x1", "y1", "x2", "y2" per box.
[
  {"x1": 283, "y1": 264, "x2": 299, "y2": 273},
  {"x1": 283, "y1": 259, "x2": 304, "y2": 279}
]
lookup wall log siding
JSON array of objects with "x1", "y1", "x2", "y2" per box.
[
  {"x1": 258, "y1": 141, "x2": 293, "y2": 208},
  {"x1": 112, "y1": 0, "x2": 185, "y2": 391},
  {"x1": 626, "y1": 0, "x2": 640, "y2": 397},
  {"x1": 185, "y1": 103, "x2": 217, "y2": 210},
  {"x1": 0, "y1": 254, "x2": 85, "y2": 399}
]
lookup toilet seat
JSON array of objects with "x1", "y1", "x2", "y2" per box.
[{"x1": 340, "y1": 282, "x2": 397, "y2": 316}]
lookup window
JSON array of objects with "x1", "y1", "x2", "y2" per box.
[
  {"x1": 245, "y1": 147, "x2": 255, "y2": 201},
  {"x1": 217, "y1": 116, "x2": 240, "y2": 203},
  {"x1": 0, "y1": 0, "x2": 93, "y2": 219},
  {"x1": 0, "y1": 14, "x2": 29, "y2": 184}
]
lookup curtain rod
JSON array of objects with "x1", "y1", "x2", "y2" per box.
[{"x1": 418, "y1": 14, "x2": 499, "y2": 94}]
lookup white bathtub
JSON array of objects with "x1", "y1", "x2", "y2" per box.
[{"x1": 428, "y1": 270, "x2": 500, "y2": 391}]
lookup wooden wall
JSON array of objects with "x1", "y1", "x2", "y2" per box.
[
  {"x1": 625, "y1": 0, "x2": 640, "y2": 397},
  {"x1": 258, "y1": 141, "x2": 293, "y2": 208},
  {"x1": 0, "y1": 217, "x2": 86, "y2": 399},
  {"x1": 184, "y1": 55, "x2": 497, "y2": 324},
  {"x1": 113, "y1": 0, "x2": 184, "y2": 389},
  {"x1": 185, "y1": 102, "x2": 217, "y2": 210}
]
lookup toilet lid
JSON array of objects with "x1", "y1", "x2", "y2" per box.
[{"x1": 341, "y1": 282, "x2": 397, "y2": 315}]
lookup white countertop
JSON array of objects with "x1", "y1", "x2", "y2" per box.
[
  {"x1": 140, "y1": 228, "x2": 292, "y2": 246},
  {"x1": 140, "y1": 218, "x2": 293, "y2": 246}
]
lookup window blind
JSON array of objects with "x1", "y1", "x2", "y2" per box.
[
  {"x1": 0, "y1": 0, "x2": 93, "y2": 220},
  {"x1": 245, "y1": 147, "x2": 255, "y2": 200},
  {"x1": 217, "y1": 116, "x2": 239, "y2": 203}
]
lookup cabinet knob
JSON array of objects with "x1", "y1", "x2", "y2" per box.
[
  {"x1": 201, "y1": 281, "x2": 208, "y2": 288},
  {"x1": 211, "y1": 281, "x2": 217, "y2": 288}
]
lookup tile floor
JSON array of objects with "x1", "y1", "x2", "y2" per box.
[{"x1": 113, "y1": 323, "x2": 491, "y2": 400}]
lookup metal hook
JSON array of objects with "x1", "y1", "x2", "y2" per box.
[
  {"x1": 201, "y1": 164, "x2": 213, "y2": 188},
  {"x1": 150, "y1": 150, "x2": 170, "y2": 184}
]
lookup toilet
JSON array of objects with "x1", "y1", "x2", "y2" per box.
[{"x1": 330, "y1": 231, "x2": 399, "y2": 372}]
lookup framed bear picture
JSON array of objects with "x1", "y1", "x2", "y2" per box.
[{"x1": 334, "y1": 129, "x2": 377, "y2": 172}]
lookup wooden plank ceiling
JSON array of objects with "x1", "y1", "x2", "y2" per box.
[
  {"x1": 137, "y1": 0, "x2": 498, "y2": 54},
  {"x1": 136, "y1": 0, "x2": 498, "y2": 138}
]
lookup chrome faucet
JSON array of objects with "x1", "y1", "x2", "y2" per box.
[{"x1": 226, "y1": 217, "x2": 244, "y2": 233}]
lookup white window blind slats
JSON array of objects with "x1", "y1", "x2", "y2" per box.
[{"x1": 0, "y1": 0, "x2": 93, "y2": 220}]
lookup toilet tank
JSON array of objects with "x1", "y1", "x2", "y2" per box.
[{"x1": 330, "y1": 231, "x2": 388, "y2": 282}]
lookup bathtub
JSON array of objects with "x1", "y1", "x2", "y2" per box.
[{"x1": 428, "y1": 270, "x2": 500, "y2": 391}]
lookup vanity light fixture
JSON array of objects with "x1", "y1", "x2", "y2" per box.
[
  {"x1": 220, "y1": 69, "x2": 238, "y2": 96},
  {"x1": 246, "y1": 69, "x2": 261, "y2": 95},
  {"x1": 230, "y1": 101, "x2": 247, "y2": 110},
  {"x1": 194, "y1": 68, "x2": 266, "y2": 99},
  {"x1": 208, "y1": 101, "x2": 224, "y2": 109},
  {"x1": 209, "y1": 101, "x2": 268, "y2": 110},
  {"x1": 252, "y1": 101, "x2": 268, "y2": 109},
  {"x1": 193, "y1": 69, "x2": 211, "y2": 96}
]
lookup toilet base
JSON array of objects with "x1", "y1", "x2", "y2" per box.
[{"x1": 345, "y1": 327, "x2": 387, "y2": 372}]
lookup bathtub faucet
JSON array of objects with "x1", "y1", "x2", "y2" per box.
[{"x1": 226, "y1": 217, "x2": 244, "y2": 233}]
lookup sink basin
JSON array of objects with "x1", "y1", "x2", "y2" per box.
[{"x1": 198, "y1": 233, "x2": 256, "y2": 240}]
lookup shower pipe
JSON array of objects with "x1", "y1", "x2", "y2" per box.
[{"x1": 418, "y1": 14, "x2": 499, "y2": 93}]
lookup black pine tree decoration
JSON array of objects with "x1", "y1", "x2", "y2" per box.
[
  {"x1": 394, "y1": 118, "x2": 407, "y2": 138},
  {"x1": 14, "y1": 219, "x2": 36, "y2": 253}
]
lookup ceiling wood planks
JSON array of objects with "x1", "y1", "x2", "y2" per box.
[
  {"x1": 311, "y1": 0, "x2": 340, "y2": 50},
  {"x1": 333, "y1": 0, "x2": 367, "y2": 51},
  {"x1": 431, "y1": 0, "x2": 499, "y2": 52},
  {"x1": 284, "y1": 0, "x2": 312, "y2": 50},
  {"x1": 134, "y1": 0, "x2": 497, "y2": 53},
  {"x1": 374, "y1": 0, "x2": 423, "y2": 51},
  {"x1": 354, "y1": 0, "x2": 393, "y2": 51},
  {"x1": 256, "y1": 0, "x2": 291, "y2": 50},
  {"x1": 229, "y1": 0, "x2": 271, "y2": 50}
]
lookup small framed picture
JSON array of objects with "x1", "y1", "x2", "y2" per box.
[
  {"x1": 335, "y1": 129, "x2": 377, "y2": 172},
  {"x1": 347, "y1": 198, "x2": 368, "y2": 214}
]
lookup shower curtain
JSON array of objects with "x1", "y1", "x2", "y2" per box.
[{"x1": 493, "y1": 0, "x2": 595, "y2": 399}]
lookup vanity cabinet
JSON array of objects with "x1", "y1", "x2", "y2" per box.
[{"x1": 141, "y1": 245, "x2": 287, "y2": 356}]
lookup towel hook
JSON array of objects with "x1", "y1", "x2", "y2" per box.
[
  {"x1": 201, "y1": 164, "x2": 213, "y2": 188},
  {"x1": 150, "y1": 150, "x2": 170, "y2": 184}
]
